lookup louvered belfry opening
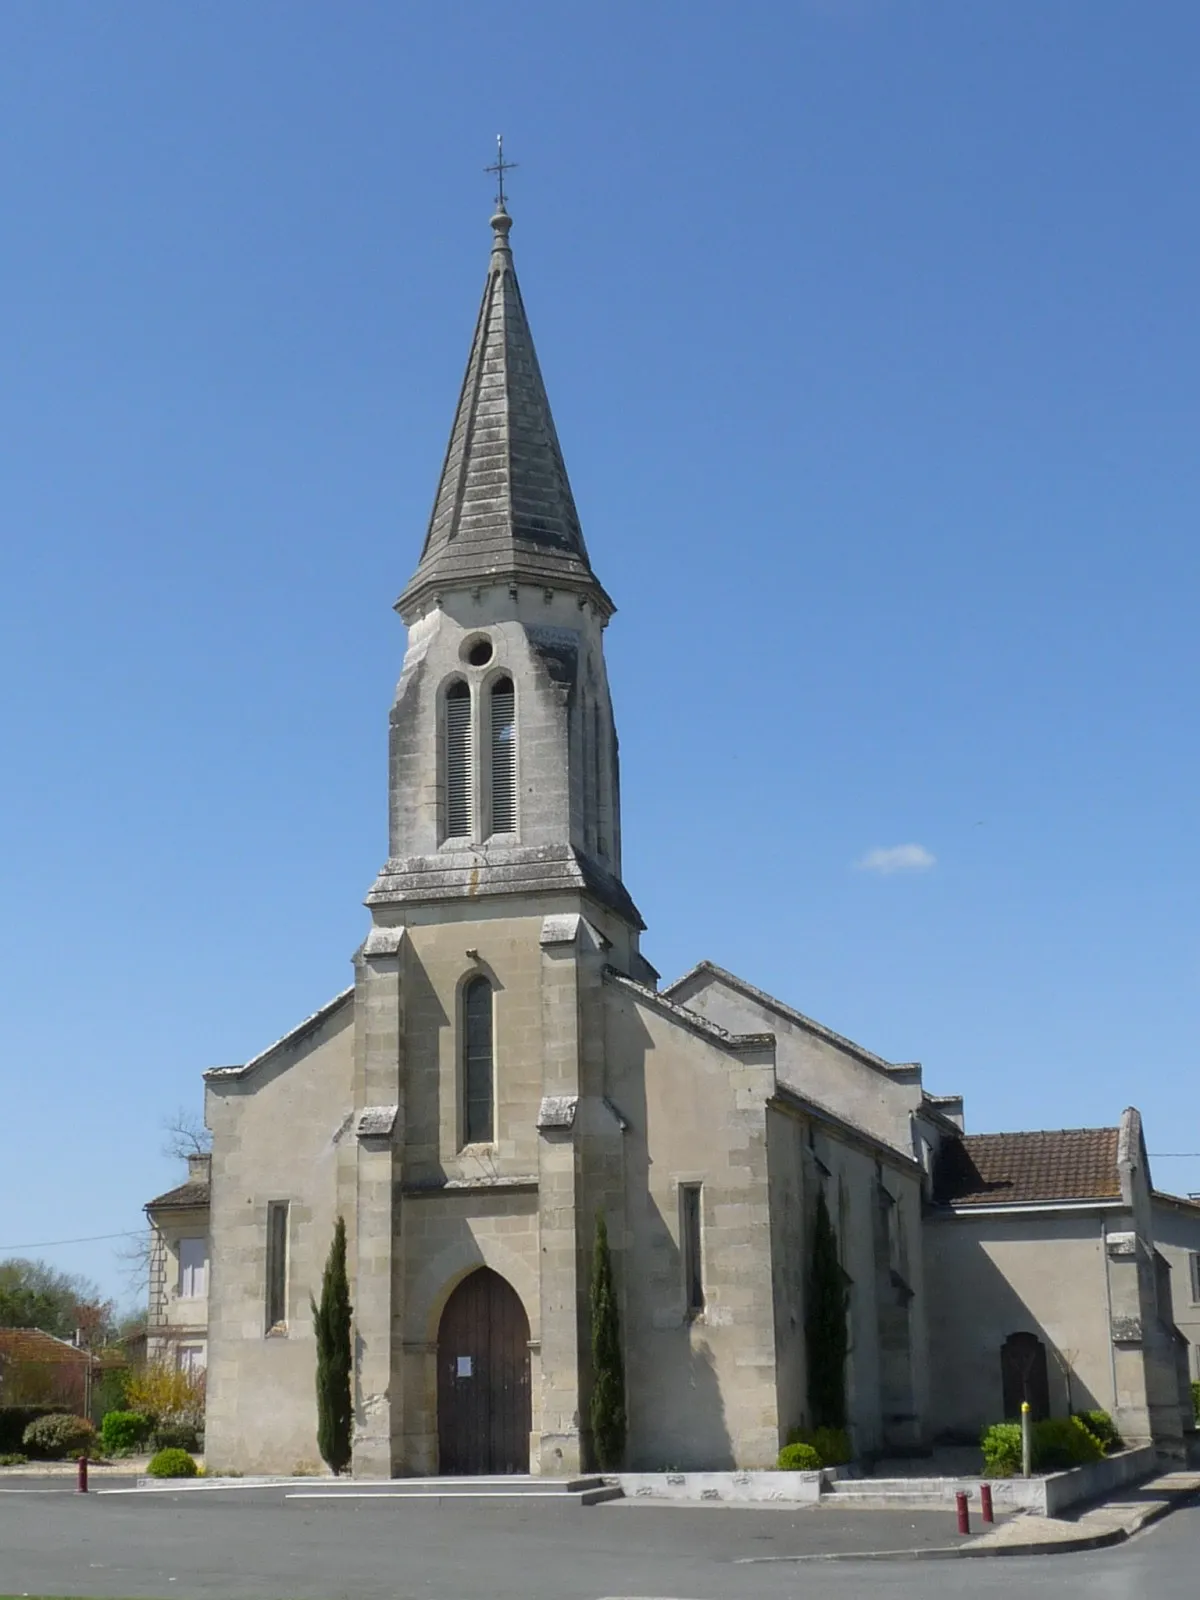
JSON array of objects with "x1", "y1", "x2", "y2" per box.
[
  {"x1": 489, "y1": 677, "x2": 516, "y2": 834},
  {"x1": 463, "y1": 976, "x2": 495, "y2": 1144},
  {"x1": 445, "y1": 680, "x2": 473, "y2": 839}
]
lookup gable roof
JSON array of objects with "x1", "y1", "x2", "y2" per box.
[
  {"x1": 0, "y1": 1328, "x2": 95, "y2": 1366},
  {"x1": 664, "y1": 960, "x2": 917, "y2": 1081},
  {"x1": 145, "y1": 1178, "x2": 210, "y2": 1213},
  {"x1": 933, "y1": 1127, "x2": 1121, "y2": 1208},
  {"x1": 204, "y1": 986, "x2": 354, "y2": 1083}
]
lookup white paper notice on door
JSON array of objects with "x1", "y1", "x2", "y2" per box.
[{"x1": 456, "y1": 1356, "x2": 472, "y2": 1377}]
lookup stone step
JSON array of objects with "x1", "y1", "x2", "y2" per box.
[{"x1": 284, "y1": 1475, "x2": 622, "y2": 1507}]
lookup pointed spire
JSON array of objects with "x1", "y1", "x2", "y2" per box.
[{"x1": 397, "y1": 203, "x2": 612, "y2": 620}]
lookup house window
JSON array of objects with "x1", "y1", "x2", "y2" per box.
[
  {"x1": 177, "y1": 1237, "x2": 207, "y2": 1299},
  {"x1": 463, "y1": 977, "x2": 495, "y2": 1145},
  {"x1": 1190, "y1": 1252, "x2": 1200, "y2": 1304},
  {"x1": 489, "y1": 677, "x2": 516, "y2": 834},
  {"x1": 681, "y1": 1184, "x2": 704, "y2": 1316},
  {"x1": 445, "y1": 680, "x2": 473, "y2": 839},
  {"x1": 176, "y1": 1343, "x2": 206, "y2": 1376},
  {"x1": 265, "y1": 1202, "x2": 290, "y2": 1333}
]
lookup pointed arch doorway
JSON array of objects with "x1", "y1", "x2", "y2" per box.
[{"x1": 437, "y1": 1268, "x2": 531, "y2": 1474}]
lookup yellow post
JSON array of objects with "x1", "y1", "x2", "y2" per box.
[{"x1": 1020, "y1": 1400, "x2": 1032, "y2": 1478}]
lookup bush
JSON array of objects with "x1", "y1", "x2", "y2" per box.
[
  {"x1": 981, "y1": 1422, "x2": 1023, "y2": 1476},
  {"x1": 1073, "y1": 1410, "x2": 1122, "y2": 1453},
  {"x1": 150, "y1": 1422, "x2": 202, "y2": 1453},
  {"x1": 21, "y1": 1414, "x2": 96, "y2": 1460},
  {"x1": 0, "y1": 1406, "x2": 57, "y2": 1454},
  {"x1": 777, "y1": 1442, "x2": 822, "y2": 1471},
  {"x1": 100, "y1": 1410, "x2": 152, "y2": 1455},
  {"x1": 1192, "y1": 1381, "x2": 1200, "y2": 1426},
  {"x1": 146, "y1": 1447, "x2": 198, "y2": 1479},
  {"x1": 1035, "y1": 1417, "x2": 1103, "y2": 1471},
  {"x1": 0, "y1": 1453, "x2": 28, "y2": 1466},
  {"x1": 981, "y1": 1416, "x2": 1104, "y2": 1477},
  {"x1": 786, "y1": 1425, "x2": 852, "y2": 1467}
]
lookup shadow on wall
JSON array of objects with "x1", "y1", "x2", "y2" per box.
[
  {"x1": 928, "y1": 1228, "x2": 1108, "y2": 1444},
  {"x1": 611, "y1": 1000, "x2": 735, "y2": 1471}
]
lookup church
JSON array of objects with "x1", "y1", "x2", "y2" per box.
[{"x1": 147, "y1": 197, "x2": 1197, "y2": 1477}]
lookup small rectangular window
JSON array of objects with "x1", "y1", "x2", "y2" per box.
[
  {"x1": 1189, "y1": 1252, "x2": 1200, "y2": 1304},
  {"x1": 266, "y1": 1202, "x2": 290, "y2": 1333},
  {"x1": 681, "y1": 1184, "x2": 704, "y2": 1316},
  {"x1": 176, "y1": 1343, "x2": 206, "y2": 1376},
  {"x1": 178, "y1": 1237, "x2": 207, "y2": 1299}
]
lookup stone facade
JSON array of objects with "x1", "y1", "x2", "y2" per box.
[{"x1": 158, "y1": 202, "x2": 1195, "y2": 1477}]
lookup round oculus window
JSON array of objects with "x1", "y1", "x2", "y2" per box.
[{"x1": 465, "y1": 638, "x2": 494, "y2": 667}]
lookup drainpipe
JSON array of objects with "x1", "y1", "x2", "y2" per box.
[{"x1": 1101, "y1": 1218, "x2": 1119, "y2": 1413}]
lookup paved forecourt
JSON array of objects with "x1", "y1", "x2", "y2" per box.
[{"x1": 0, "y1": 1475, "x2": 1198, "y2": 1600}]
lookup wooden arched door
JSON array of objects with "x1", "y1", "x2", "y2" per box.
[
  {"x1": 437, "y1": 1268, "x2": 531, "y2": 1474},
  {"x1": 1000, "y1": 1331, "x2": 1050, "y2": 1421}
]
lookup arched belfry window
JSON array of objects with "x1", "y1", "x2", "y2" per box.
[
  {"x1": 463, "y1": 976, "x2": 494, "y2": 1145},
  {"x1": 445, "y1": 680, "x2": 473, "y2": 839},
  {"x1": 489, "y1": 677, "x2": 516, "y2": 835}
]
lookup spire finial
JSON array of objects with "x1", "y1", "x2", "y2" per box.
[{"x1": 485, "y1": 133, "x2": 517, "y2": 215}]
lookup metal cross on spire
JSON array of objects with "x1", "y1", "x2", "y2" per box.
[{"x1": 485, "y1": 134, "x2": 517, "y2": 212}]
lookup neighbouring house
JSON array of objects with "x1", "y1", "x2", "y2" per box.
[
  {"x1": 149, "y1": 197, "x2": 1197, "y2": 1477},
  {"x1": 144, "y1": 1153, "x2": 210, "y2": 1377},
  {"x1": 0, "y1": 1327, "x2": 102, "y2": 1413},
  {"x1": 925, "y1": 1115, "x2": 1188, "y2": 1454}
]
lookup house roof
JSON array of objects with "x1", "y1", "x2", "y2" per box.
[
  {"x1": 0, "y1": 1328, "x2": 95, "y2": 1366},
  {"x1": 932, "y1": 1127, "x2": 1121, "y2": 1207},
  {"x1": 145, "y1": 1179, "x2": 210, "y2": 1212}
]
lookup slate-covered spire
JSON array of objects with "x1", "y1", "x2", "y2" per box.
[{"x1": 396, "y1": 207, "x2": 612, "y2": 621}]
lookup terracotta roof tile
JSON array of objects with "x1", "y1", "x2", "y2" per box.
[
  {"x1": 933, "y1": 1127, "x2": 1121, "y2": 1207},
  {"x1": 0, "y1": 1328, "x2": 94, "y2": 1366}
]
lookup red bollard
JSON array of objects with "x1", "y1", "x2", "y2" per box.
[
  {"x1": 76, "y1": 1455, "x2": 88, "y2": 1494},
  {"x1": 980, "y1": 1483, "x2": 994, "y2": 1524},
  {"x1": 955, "y1": 1489, "x2": 970, "y2": 1535}
]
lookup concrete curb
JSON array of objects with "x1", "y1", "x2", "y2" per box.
[{"x1": 737, "y1": 1484, "x2": 1200, "y2": 1563}]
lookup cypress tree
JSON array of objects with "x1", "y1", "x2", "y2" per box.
[
  {"x1": 312, "y1": 1215, "x2": 353, "y2": 1475},
  {"x1": 589, "y1": 1210, "x2": 626, "y2": 1470},
  {"x1": 805, "y1": 1188, "x2": 848, "y2": 1429}
]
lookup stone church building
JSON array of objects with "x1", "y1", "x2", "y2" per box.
[{"x1": 149, "y1": 202, "x2": 1198, "y2": 1477}]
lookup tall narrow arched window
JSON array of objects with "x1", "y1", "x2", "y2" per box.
[
  {"x1": 489, "y1": 677, "x2": 516, "y2": 835},
  {"x1": 463, "y1": 977, "x2": 494, "y2": 1144},
  {"x1": 445, "y1": 680, "x2": 473, "y2": 839}
]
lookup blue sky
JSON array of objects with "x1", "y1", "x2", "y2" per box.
[{"x1": 1, "y1": 1, "x2": 1197, "y2": 1306}]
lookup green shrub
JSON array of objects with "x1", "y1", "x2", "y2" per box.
[
  {"x1": 146, "y1": 1447, "x2": 198, "y2": 1479},
  {"x1": 100, "y1": 1410, "x2": 152, "y2": 1455},
  {"x1": 21, "y1": 1414, "x2": 96, "y2": 1460},
  {"x1": 981, "y1": 1422, "x2": 1023, "y2": 1476},
  {"x1": 0, "y1": 1407, "x2": 57, "y2": 1454},
  {"x1": 1073, "y1": 1410, "x2": 1122, "y2": 1453},
  {"x1": 149, "y1": 1421, "x2": 201, "y2": 1453},
  {"x1": 1034, "y1": 1416, "x2": 1103, "y2": 1470},
  {"x1": 0, "y1": 1453, "x2": 28, "y2": 1466},
  {"x1": 777, "y1": 1442, "x2": 822, "y2": 1471},
  {"x1": 981, "y1": 1416, "x2": 1104, "y2": 1477},
  {"x1": 1192, "y1": 1381, "x2": 1200, "y2": 1426},
  {"x1": 786, "y1": 1425, "x2": 852, "y2": 1467}
]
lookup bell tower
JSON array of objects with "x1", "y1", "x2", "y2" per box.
[
  {"x1": 366, "y1": 202, "x2": 641, "y2": 944},
  {"x1": 349, "y1": 198, "x2": 645, "y2": 1478}
]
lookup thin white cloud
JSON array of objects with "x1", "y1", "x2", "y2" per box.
[{"x1": 856, "y1": 844, "x2": 936, "y2": 875}]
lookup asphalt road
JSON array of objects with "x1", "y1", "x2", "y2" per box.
[{"x1": 0, "y1": 1478, "x2": 1196, "y2": 1599}]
